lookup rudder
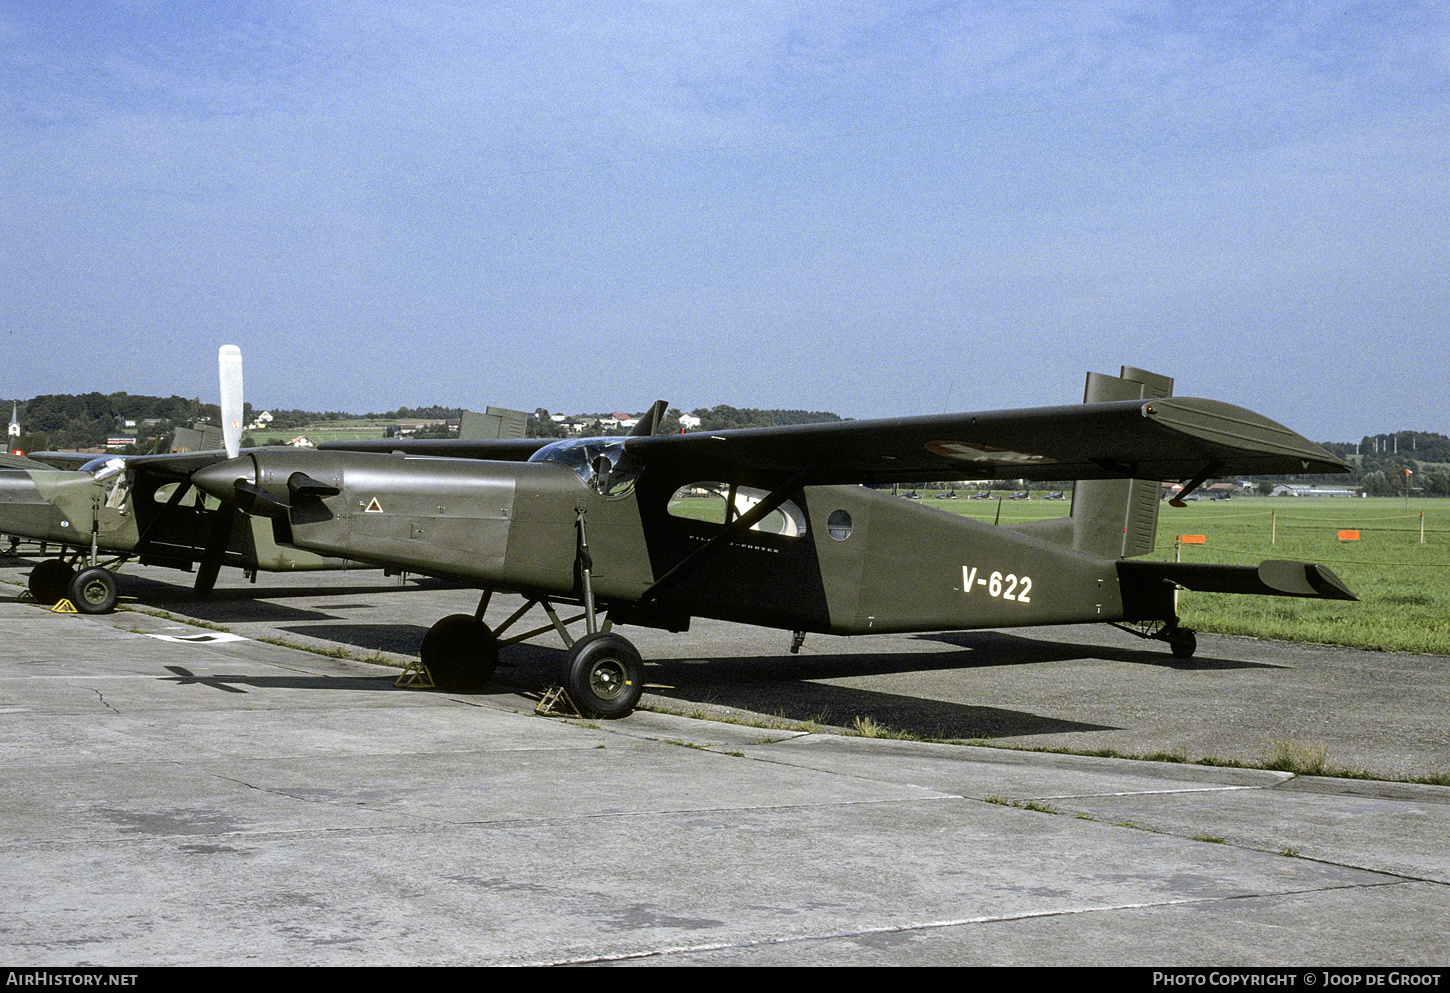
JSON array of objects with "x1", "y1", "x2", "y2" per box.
[{"x1": 1071, "y1": 367, "x2": 1171, "y2": 558}]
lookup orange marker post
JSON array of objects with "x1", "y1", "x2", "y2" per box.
[{"x1": 1175, "y1": 535, "x2": 1205, "y2": 563}]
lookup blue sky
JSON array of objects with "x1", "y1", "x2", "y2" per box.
[{"x1": 3, "y1": 2, "x2": 1446, "y2": 441}]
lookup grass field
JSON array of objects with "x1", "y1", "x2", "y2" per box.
[
  {"x1": 254, "y1": 420, "x2": 393, "y2": 445},
  {"x1": 930, "y1": 494, "x2": 1450, "y2": 656}
]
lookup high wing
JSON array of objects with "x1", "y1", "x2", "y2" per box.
[
  {"x1": 623, "y1": 397, "x2": 1348, "y2": 487},
  {"x1": 9, "y1": 452, "x2": 96, "y2": 471},
  {"x1": 320, "y1": 438, "x2": 549, "y2": 460}
]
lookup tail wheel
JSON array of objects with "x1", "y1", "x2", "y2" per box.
[
  {"x1": 563, "y1": 632, "x2": 643, "y2": 718},
  {"x1": 420, "y1": 614, "x2": 499, "y2": 692},
  {"x1": 67, "y1": 567, "x2": 120, "y2": 614},
  {"x1": 1168, "y1": 627, "x2": 1198, "y2": 658},
  {"x1": 28, "y1": 560, "x2": 76, "y2": 604}
]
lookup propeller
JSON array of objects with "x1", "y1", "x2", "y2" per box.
[
  {"x1": 218, "y1": 344, "x2": 244, "y2": 459},
  {"x1": 195, "y1": 344, "x2": 244, "y2": 592}
]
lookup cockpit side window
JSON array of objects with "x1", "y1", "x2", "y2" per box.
[
  {"x1": 528, "y1": 437, "x2": 641, "y2": 497},
  {"x1": 667, "y1": 482, "x2": 808, "y2": 538}
]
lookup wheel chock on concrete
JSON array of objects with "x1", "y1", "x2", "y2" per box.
[
  {"x1": 535, "y1": 685, "x2": 581, "y2": 717},
  {"x1": 394, "y1": 660, "x2": 434, "y2": 689},
  {"x1": 45, "y1": 596, "x2": 133, "y2": 614}
]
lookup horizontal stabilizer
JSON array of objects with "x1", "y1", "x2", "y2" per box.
[{"x1": 1118, "y1": 559, "x2": 1358, "y2": 604}]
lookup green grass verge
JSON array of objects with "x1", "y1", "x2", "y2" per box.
[{"x1": 927, "y1": 495, "x2": 1450, "y2": 656}]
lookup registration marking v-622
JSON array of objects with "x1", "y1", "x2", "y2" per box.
[{"x1": 962, "y1": 566, "x2": 1032, "y2": 603}]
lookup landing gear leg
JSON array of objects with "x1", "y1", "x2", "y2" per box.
[{"x1": 420, "y1": 576, "x2": 647, "y2": 717}]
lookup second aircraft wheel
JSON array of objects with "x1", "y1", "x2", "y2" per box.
[
  {"x1": 562, "y1": 632, "x2": 643, "y2": 719},
  {"x1": 420, "y1": 614, "x2": 499, "y2": 692},
  {"x1": 28, "y1": 559, "x2": 76, "y2": 604}
]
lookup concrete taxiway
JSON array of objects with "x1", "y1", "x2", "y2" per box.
[{"x1": 1, "y1": 561, "x2": 1448, "y2": 966}]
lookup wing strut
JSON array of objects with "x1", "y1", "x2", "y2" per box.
[
  {"x1": 1169, "y1": 461, "x2": 1222, "y2": 508},
  {"x1": 639, "y1": 461, "x2": 819, "y2": 607}
]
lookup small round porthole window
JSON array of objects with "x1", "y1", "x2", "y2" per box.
[{"x1": 827, "y1": 509, "x2": 853, "y2": 541}]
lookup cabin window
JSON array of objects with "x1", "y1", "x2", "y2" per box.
[
  {"x1": 667, "y1": 483, "x2": 808, "y2": 538},
  {"x1": 151, "y1": 481, "x2": 200, "y2": 507},
  {"x1": 827, "y1": 509, "x2": 852, "y2": 540}
]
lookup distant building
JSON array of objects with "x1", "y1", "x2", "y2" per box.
[{"x1": 1270, "y1": 484, "x2": 1358, "y2": 498}]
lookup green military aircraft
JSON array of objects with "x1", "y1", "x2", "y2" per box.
[
  {"x1": 1, "y1": 347, "x2": 536, "y2": 612},
  {"x1": 0, "y1": 447, "x2": 381, "y2": 611},
  {"x1": 187, "y1": 366, "x2": 1355, "y2": 720},
  {"x1": 0, "y1": 347, "x2": 373, "y2": 610}
]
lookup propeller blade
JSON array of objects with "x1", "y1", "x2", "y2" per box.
[
  {"x1": 218, "y1": 344, "x2": 244, "y2": 459},
  {"x1": 194, "y1": 505, "x2": 235, "y2": 594}
]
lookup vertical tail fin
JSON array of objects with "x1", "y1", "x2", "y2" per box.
[
  {"x1": 1006, "y1": 366, "x2": 1170, "y2": 558},
  {"x1": 1071, "y1": 367, "x2": 1171, "y2": 558}
]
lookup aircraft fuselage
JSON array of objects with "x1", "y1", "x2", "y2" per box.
[{"x1": 195, "y1": 448, "x2": 1130, "y2": 637}]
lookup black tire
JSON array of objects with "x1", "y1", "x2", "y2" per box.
[
  {"x1": 67, "y1": 567, "x2": 120, "y2": 614},
  {"x1": 420, "y1": 614, "x2": 498, "y2": 692},
  {"x1": 563, "y1": 632, "x2": 643, "y2": 719},
  {"x1": 1169, "y1": 627, "x2": 1197, "y2": 659},
  {"x1": 28, "y1": 559, "x2": 75, "y2": 604}
]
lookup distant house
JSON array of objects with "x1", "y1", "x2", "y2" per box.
[
  {"x1": 105, "y1": 436, "x2": 136, "y2": 449},
  {"x1": 678, "y1": 413, "x2": 701, "y2": 430},
  {"x1": 391, "y1": 418, "x2": 446, "y2": 437},
  {"x1": 288, "y1": 435, "x2": 316, "y2": 448}
]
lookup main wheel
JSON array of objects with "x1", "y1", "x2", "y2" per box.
[
  {"x1": 28, "y1": 559, "x2": 76, "y2": 604},
  {"x1": 420, "y1": 614, "x2": 498, "y2": 692},
  {"x1": 563, "y1": 632, "x2": 643, "y2": 719},
  {"x1": 67, "y1": 567, "x2": 120, "y2": 614}
]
